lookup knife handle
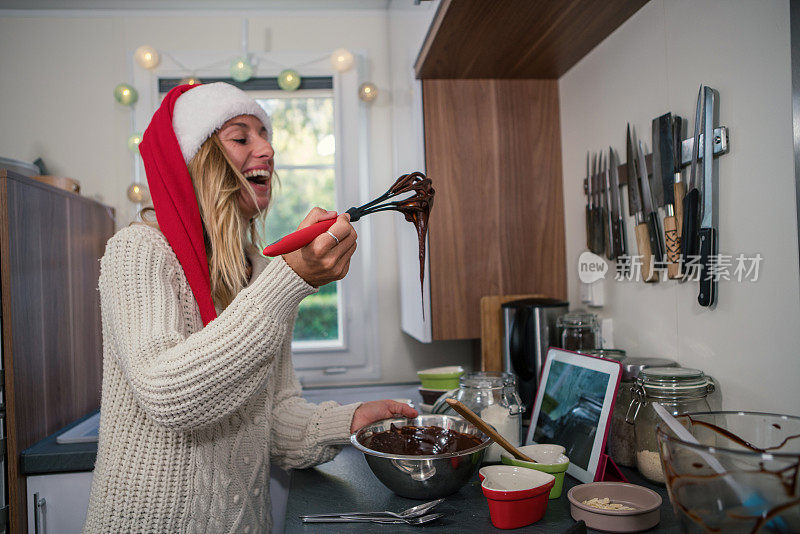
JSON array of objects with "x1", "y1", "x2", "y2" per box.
[
  {"x1": 611, "y1": 218, "x2": 625, "y2": 259},
  {"x1": 681, "y1": 189, "x2": 700, "y2": 261},
  {"x1": 664, "y1": 215, "x2": 681, "y2": 279},
  {"x1": 602, "y1": 207, "x2": 613, "y2": 260},
  {"x1": 697, "y1": 227, "x2": 717, "y2": 307},
  {"x1": 646, "y1": 212, "x2": 664, "y2": 264},
  {"x1": 593, "y1": 208, "x2": 605, "y2": 254},
  {"x1": 635, "y1": 222, "x2": 658, "y2": 283},
  {"x1": 586, "y1": 206, "x2": 592, "y2": 250}
]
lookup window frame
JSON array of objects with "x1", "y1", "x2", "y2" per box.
[{"x1": 133, "y1": 49, "x2": 381, "y2": 383}]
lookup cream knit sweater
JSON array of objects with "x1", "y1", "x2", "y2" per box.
[{"x1": 83, "y1": 224, "x2": 360, "y2": 534}]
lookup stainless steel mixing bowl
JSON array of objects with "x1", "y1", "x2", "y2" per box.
[{"x1": 350, "y1": 414, "x2": 491, "y2": 499}]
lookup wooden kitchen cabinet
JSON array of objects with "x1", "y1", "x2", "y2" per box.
[
  {"x1": 0, "y1": 169, "x2": 114, "y2": 534},
  {"x1": 422, "y1": 79, "x2": 567, "y2": 340},
  {"x1": 406, "y1": 0, "x2": 648, "y2": 341}
]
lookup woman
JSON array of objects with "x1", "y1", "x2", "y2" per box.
[{"x1": 83, "y1": 82, "x2": 416, "y2": 533}]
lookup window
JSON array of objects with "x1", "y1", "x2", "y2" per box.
[{"x1": 254, "y1": 91, "x2": 342, "y2": 349}]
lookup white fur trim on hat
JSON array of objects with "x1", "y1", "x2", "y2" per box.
[{"x1": 172, "y1": 82, "x2": 272, "y2": 163}]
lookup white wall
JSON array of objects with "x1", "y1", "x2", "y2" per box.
[
  {"x1": 559, "y1": 0, "x2": 800, "y2": 414},
  {"x1": 0, "y1": 2, "x2": 472, "y2": 386}
]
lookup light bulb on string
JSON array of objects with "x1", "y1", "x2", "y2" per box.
[
  {"x1": 278, "y1": 69, "x2": 301, "y2": 91},
  {"x1": 134, "y1": 45, "x2": 160, "y2": 70},
  {"x1": 230, "y1": 56, "x2": 253, "y2": 83},
  {"x1": 126, "y1": 183, "x2": 150, "y2": 204},
  {"x1": 180, "y1": 75, "x2": 201, "y2": 86},
  {"x1": 127, "y1": 132, "x2": 143, "y2": 153},
  {"x1": 330, "y1": 48, "x2": 354, "y2": 72},
  {"x1": 359, "y1": 82, "x2": 378, "y2": 103},
  {"x1": 114, "y1": 83, "x2": 138, "y2": 106}
]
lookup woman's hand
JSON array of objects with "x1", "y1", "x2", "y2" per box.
[
  {"x1": 282, "y1": 207, "x2": 357, "y2": 287},
  {"x1": 350, "y1": 400, "x2": 419, "y2": 433}
]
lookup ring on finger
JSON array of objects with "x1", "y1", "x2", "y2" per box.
[{"x1": 326, "y1": 230, "x2": 340, "y2": 245}]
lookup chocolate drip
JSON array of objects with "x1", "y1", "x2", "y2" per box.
[
  {"x1": 361, "y1": 424, "x2": 481, "y2": 456},
  {"x1": 687, "y1": 415, "x2": 800, "y2": 453},
  {"x1": 390, "y1": 172, "x2": 434, "y2": 314}
]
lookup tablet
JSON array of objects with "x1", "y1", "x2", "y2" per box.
[{"x1": 524, "y1": 348, "x2": 622, "y2": 484}]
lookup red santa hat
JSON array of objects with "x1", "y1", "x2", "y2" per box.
[{"x1": 138, "y1": 82, "x2": 272, "y2": 326}]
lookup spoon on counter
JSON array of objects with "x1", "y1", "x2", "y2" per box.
[
  {"x1": 300, "y1": 498, "x2": 444, "y2": 520},
  {"x1": 444, "y1": 399, "x2": 536, "y2": 463},
  {"x1": 301, "y1": 513, "x2": 444, "y2": 525}
]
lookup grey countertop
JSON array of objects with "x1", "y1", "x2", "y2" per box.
[
  {"x1": 284, "y1": 446, "x2": 680, "y2": 533},
  {"x1": 21, "y1": 410, "x2": 100, "y2": 475}
]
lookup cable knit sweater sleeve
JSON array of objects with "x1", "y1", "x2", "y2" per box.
[
  {"x1": 269, "y1": 329, "x2": 361, "y2": 469},
  {"x1": 100, "y1": 224, "x2": 316, "y2": 432}
]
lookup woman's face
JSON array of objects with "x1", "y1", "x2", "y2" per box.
[{"x1": 218, "y1": 114, "x2": 275, "y2": 220}]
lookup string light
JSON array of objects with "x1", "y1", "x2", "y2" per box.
[
  {"x1": 126, "y1": 183, "x2": 150, "y2": 204},
  {"x1": 359, "y1": 82, "x2": 378, "y2": 103},
  {"x1": 114, "y1": 83, "x2": 138, "y2": 106},
  {"x1": 330, "y1": 48, "x2": 354, "y2": 72},
  {"x1": 179, "y1": 75, "x2": 201, "y2": 86},
  {"x1": 230, "y1": 56, "x2": 253, "y2": 82},
  {"x1": 134, "y1": 45, "x2": 160, "y2": 70},
  {"x1": 278, "y1": 69, "x2": 301, "y2": 91},
  {"x1": 127, "y1": 133, "x2": 143, "y2": 153}
]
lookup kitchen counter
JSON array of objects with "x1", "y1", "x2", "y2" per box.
[
  {"x1": 21, "y1": 410, "x2": 99, "y2": 475},
  {"x1": 284, "y1": 447, "x2": 680, "y2": 533}
]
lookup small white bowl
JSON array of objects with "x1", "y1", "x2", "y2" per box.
[
  {"x1": 478, "y1": 465, "x2": 555, "y2": 492},
  {"x1": 505, "y1": 444, "x2": 567, "y2": 465}
]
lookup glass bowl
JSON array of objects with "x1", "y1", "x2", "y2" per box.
[{"x1": 656, "y1": 411, "x2": 800, "y2": 533}]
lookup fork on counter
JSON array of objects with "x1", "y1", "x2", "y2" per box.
[{"x1": 299, "y1": 498, "x2": 444, "y2": 521}]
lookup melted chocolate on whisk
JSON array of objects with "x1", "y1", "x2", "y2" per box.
[
  {"x1": 361, "y1": 424, "x2": 482, "y2": 456},
  {"x1": 389, "y1": 172, "x2": 434, "y2": 313}
]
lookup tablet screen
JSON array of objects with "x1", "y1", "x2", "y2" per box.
[{"x1": 532, "y1": 359, "x2": 611, "y2": 471}]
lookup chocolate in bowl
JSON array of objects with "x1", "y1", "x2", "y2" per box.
[
  {"x1": 360, "y1": 424, "x2": 484, "y2": 456},
  {"x1": 351, "y1": 414, "x2": 491, "y2": 499}
]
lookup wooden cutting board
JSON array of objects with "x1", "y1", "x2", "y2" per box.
[{"x1": 480, "y1": 294, "x2": 549, "y2": 372}]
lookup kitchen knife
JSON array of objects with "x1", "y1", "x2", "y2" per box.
[
  {"x1": 682, "y1": 87, "x2": 703, "y2": 266},
  {"x1": 592, "y1": 153, "x2": 604, "y2": 255},
  {"x1": 585, "y1": 152, "x2": 592, "y2": 251},
  {"x1": 627, "y1": 125, "x2": 656, "y2": 283},
  {"x1": 638, "y1": 140, "x2": 664, "y2": 281},
  {"x1": 602, "y1": 152, "x2": 614, "y2": 259},
  {"x1": 672, "y1": 115, "x2": 685, "y2": 272},
  {"x1": 608, "y1": 147, "x2": 626, "y2": 258},
  {"x1": 654, "y1": 113, "x2": 681, "y2": 279},
  {"x1": 698, "y1": 86, "x2": 719, "y2": 307}
]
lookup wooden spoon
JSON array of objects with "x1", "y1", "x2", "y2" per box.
[{"x1": 445, "y1": 398, "x2": 536, "y2": 463}]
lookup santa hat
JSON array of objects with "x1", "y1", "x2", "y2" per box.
[{"x1": 138, "y1": 82, "x2": 272, "y2": 326}]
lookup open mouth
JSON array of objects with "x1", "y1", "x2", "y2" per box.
[{"x1": 243, "y1": 169, "x2": 270, "y2": 186}]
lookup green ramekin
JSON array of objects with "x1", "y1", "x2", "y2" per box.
[{"x1": 500, "y1": 454, "x2": 570, "y2": 499}]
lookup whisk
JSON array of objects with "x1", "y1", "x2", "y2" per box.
[{"x1": 263, "y1": 172, "x2": 433, "y2": 256}]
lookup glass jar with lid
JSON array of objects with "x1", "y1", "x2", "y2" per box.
[
  {"x1": 604, "y1": 357, "x2": 677, "y2": 467},
  {"x1": 626, "y1": 366, "x2": 715, "y2": 484},
  {"x1": 431, "y1": 372, "x2": 523, "y2": 463},
  {"x1": 557, "y1": 312, "x2": 599, "y2": 351}
]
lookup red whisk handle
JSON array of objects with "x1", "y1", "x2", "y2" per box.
[{"x1": 262, "y1": 217, "x2": 337, "y2": 257}]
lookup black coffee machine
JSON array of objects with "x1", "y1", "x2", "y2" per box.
[{"x1": 501, "y1": 297, "x2": 569, "y2": 420}]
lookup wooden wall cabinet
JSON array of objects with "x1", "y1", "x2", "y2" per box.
[
  {"x1": 423, "y1": 79, "x2": 567, "y2": 340},
  {"x1": 0, "y1": 169, "x2": 114, "y2": 533},
  {"x1": 409, "y1": 1, "x2": 647, "y2": 341}
]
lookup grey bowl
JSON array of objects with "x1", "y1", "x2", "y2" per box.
[{"x1": 351, "y1": 414, "x2": 491, "y2": 499}]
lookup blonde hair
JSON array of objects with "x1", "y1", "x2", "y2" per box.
[{"x1": 141, "y1": 133, "x2": 272, "y2": 311}]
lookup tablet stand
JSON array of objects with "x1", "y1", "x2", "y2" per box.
[{"x1": 594, "y1": 452, "x2": 628, "y2": 482}]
